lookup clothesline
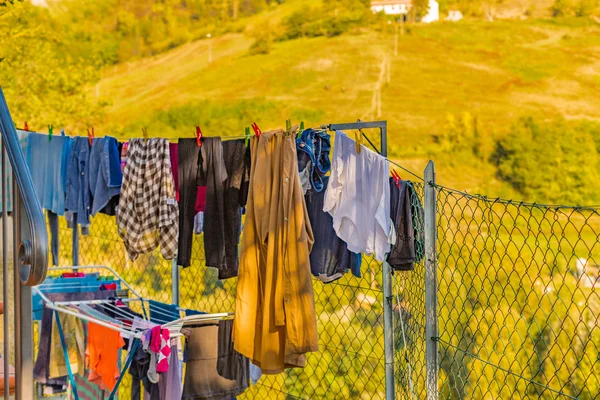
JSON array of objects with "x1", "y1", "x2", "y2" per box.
[{"x1": 16, "y1": 126, "x2": 424, "y2": 182}]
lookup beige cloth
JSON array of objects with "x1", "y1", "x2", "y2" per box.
[
  {"x1": 233, "y1": 129, "x2": 319, "y2": 374},
  {"x1": 49, "y1": 313, "x2": 85, "y2": 379}
]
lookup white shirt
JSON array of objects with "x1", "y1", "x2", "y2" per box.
[{"x1": 323, "y1": 131, "x2": 392, "y2": 261}]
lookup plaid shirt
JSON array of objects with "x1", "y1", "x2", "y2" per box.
[{"x1": 117, "y1": 138, "x2": 179, "y2": 261}]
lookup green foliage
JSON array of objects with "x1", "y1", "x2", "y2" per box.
[
  {"x1": 575, "y1": 0, "x2": 600, "y2": 16},
  {"x1": 0, "y1": 1, "x2": 104, "y2": 130},
  {"x1": 280, "y1": 0, "x2": 371, "y2": 40},
  {"x1": 492, "y1": 117, "x2": 600, "y2": 205},
  {"x1": 552, "y1": 0, "x2": 574, "y2": 16},
  {"x1": 551, "y1": 0, "x2": 598, "y2": 16},
  {"x1": 55, "y1": 0, "x2": 277, "y2": 64}
]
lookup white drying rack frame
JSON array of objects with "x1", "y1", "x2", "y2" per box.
[{"x1": 33, "y1": 266, "x2": 234, "y2": 339}]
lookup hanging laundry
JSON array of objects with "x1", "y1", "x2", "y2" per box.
[
  {"x1": 89, "y1": 136, "x2": 122, "y2": 216},
  {"x1": 197, "y1": 138, "x2": 250, "y2": 279},
  {"x1": 305, "y1": 176, "x2": 362, "y2": 282},
  {"x1": 150, "y1": 325, "x2": 171, "y2": 373},
  {"x1": 234, "y1": 129, "x2": 318, "y2": 374},
  {"x1": 216, "y1": 319, "x2": 250, "y2": 387},
  {"x1": 176, "y1": 139, "x2": 209, "y2": 267},
  {"x1": 86, "y1": 321, "x2": 126, "y2": 392},
  {"x1": 296, "y1": 128, "x2": 331, "y2": 193},
  {"x1": 169, "y1": 142, "x2": 207, "y2": 210},
  {"x1": 182, "y1": 322, "x2": 249, "y2": 399},
  {"x1": 194, "y1": 211, "x2": 204, "y2": 235},
  {"x1": 33, "y1": 290, "x2": 116, "y2": 392},
  {"x1": 22, "y1": 132, "x2": 72, "y2": 215},
  {"x1": 117, "y1": 138, "x2": 178, "y2": 261},
  {"x1": 49, "y1": 312, "x2": 85, "y2": 379},
  {"x1": 323, "y1": 130, "x2": 393, "y2": 262},
  {"x1": 65, "y1": 137, "x2": 92, "y2": 229},
  {"x1": 387, "y1": 179, "x2": 421, "y2": 271},
  {"x1": 158, "y1": 338, "x2": 182, "y2": 400},
  {"x1": 129, "y1": 339, "x2": 159, "y2": 400}
]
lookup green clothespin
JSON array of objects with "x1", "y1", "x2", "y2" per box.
[
  {"x1": 245, "y1": 127, "x2": 250, "y2": 147},
  {"x1": 297, "y1": 121, "x2": 304, "y2": 139},
  {"x1": 48, "y1": 124, "x2": 53, "y2": 141}
]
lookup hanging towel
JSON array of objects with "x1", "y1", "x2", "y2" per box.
[
  {"x1": 234, "y1": 129, "x2": 318, "y2": 374},
  {"x1": 323, "y1": 130, "x2": 393, "y2": 262},
  {"x1": 117, "y1": 138, "x2": 178, "y2": 261},
  {"x1": 86, "y1": 321, "x2": 126, "y2": 392}
]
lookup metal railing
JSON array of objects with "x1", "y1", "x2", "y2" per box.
[{"x1": 0, "y1": 87, "x2": 49, "y2": 400}]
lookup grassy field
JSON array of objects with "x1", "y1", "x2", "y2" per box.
[{"x1": 97, "y1": 15, "x2": 600, "y2": 196}]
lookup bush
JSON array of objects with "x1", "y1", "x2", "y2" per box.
[
  {"x1": 492, "y1": 117, "x2": 600, "y2": 205},
  {"x1": 249, "y1": 38, "x2": 271, "y2": 55}
]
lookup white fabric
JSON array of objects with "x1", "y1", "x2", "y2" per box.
[
  {"x1": 193, "y1": 212, "x2": 204, "y2": 234},
  {"x1": 323, "y1": 131, "x2": 392, "y2": 261}
]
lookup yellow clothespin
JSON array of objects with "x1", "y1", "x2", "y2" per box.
[
  {"x1": 354, "y1": 131, "x2": 362, "y2": 154},
  {"x1": 142, "y1": 127, "x2": 148, "y2": 141}
]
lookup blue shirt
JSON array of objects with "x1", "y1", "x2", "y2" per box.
[
  {"x1": 89, "y1": 136, "x2": 122, "y2": 216},
  {"x1": 22, "y1": 132, "x2": 72, "y2": 215}
]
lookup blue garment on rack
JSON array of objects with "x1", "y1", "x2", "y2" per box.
[
  {"x1": 65, "y1": 137, "x2": 92, "y2": 228},
  {"x1": 149, "y1": 300, "x2": 180, "y2": 324},
  {"x1": 296, "y1": 128, "x2": 331, "y2": 193},
  {"x1": 22, "y1": 132, "x2": 72, "y2": 215},
  {"x1": 89, "y1": 136, "x2": 122, "y2": 216}
]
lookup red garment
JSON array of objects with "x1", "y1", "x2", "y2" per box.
[
  {"x1": 149, "y1": 326, "x2": 171, "y2": 373},
  {"x1": 86, "y1": 322, "x2": 125, "y2": 391},
  {"x1": 169, "y1": 143, "x2": 206, "y2": 212}
]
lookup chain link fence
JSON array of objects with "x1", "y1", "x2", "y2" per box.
[
  {"x1": 33, "y1": 162, "x2": 600, "y2": 400},
  {"x1": 435, "y1": 185, "x2": 600, "y2": 399}
]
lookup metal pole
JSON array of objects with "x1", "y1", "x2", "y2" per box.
[
  {"x1": 424, "y1": 161, "x2": 439, "y2": 400},
  {"x1": 380, "y1": 124, "x2": 395, "y2": 400},
  {"x1": 13, "y1": 176, "x2": 33, "y2": 400},
  {"x1": 2, "y1": 142, "x2": 9, "y2": 400},
  {"x1": 171, "y1": 259, "x2": 180, "y2": 306}
]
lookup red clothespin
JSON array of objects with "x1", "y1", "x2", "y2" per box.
[
  {"x1": 87, "y1": 127, "x2": 94, "y2": 146},
  {"x1": 392, "y1": 170, "x2": 401, "y2": 188},
  {"x1": 24, "y1": 122, "x2": 29, "y2": 131},
  {"x1": 251, "y1": 122, "x2": 262, "y2": 138},
  {"x1": 196, "y1": 126, "x2": 203, "y2": 147}
]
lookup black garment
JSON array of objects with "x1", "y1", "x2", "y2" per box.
[
  {"x1": 178, "y1": 139, "x2": 202, "y2": 267},
  {"x1": 47, "y1": 210, "x2": 59, "y2": 265},
  {"x1": 387, "y1": 179, "x2": 419, "y2": 271},
  {"x1": 216, "y1": 319, "x2": 249, "y2": 387},
  {"x1": 305, "y1": 177, "x2": 362, "y2": 282},
  {"x1": 197, "y1": 138, "x2": 250, "y2": 279},
  {"x1": 129, "y1": 344, "x2": 159, "y2": 400},
  {"x1": 183, "y1": 322, "x2": 249, "y2": 400}
]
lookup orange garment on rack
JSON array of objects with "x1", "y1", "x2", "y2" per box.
[
  {"x1": 86, "y1": 321, "x2": 125, "y2": 391},
  {"x1": 233, "y1": 129, "x2": 319, "y2": 374}
]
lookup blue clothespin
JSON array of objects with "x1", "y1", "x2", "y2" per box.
[{"x1": 60, "y1": 128, "x2": 66, "y2": 137}]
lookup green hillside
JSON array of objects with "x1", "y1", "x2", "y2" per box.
[{"x1": 96, "y1": 14, "x2": 600, "y2": 200}]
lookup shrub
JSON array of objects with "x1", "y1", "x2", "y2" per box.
[{"x1": 492, "y1": 117, "x2": 600, "y2": 205}]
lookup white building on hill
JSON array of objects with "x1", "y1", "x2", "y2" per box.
[{"x1": 371, "y1": 0, "x2": 440, "y2": 23}]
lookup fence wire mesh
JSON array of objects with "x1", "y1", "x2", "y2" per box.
[
  {"x1": 32, "y1": 161, "x2": 600, "y2": 400},
  {"x1": 435, "y1": 185, "x2": 600, "y2": 400}
]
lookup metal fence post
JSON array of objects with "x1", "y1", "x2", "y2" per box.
[
  {"x1": 380, "y1": 123, "x2": 395, "y2": 400},
  {"x1": 424, "y1": 161, "x2": 439, "y2": 400},
  {"x1": 172, "y1": 259, "x2": 180, "y2": 306}
]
